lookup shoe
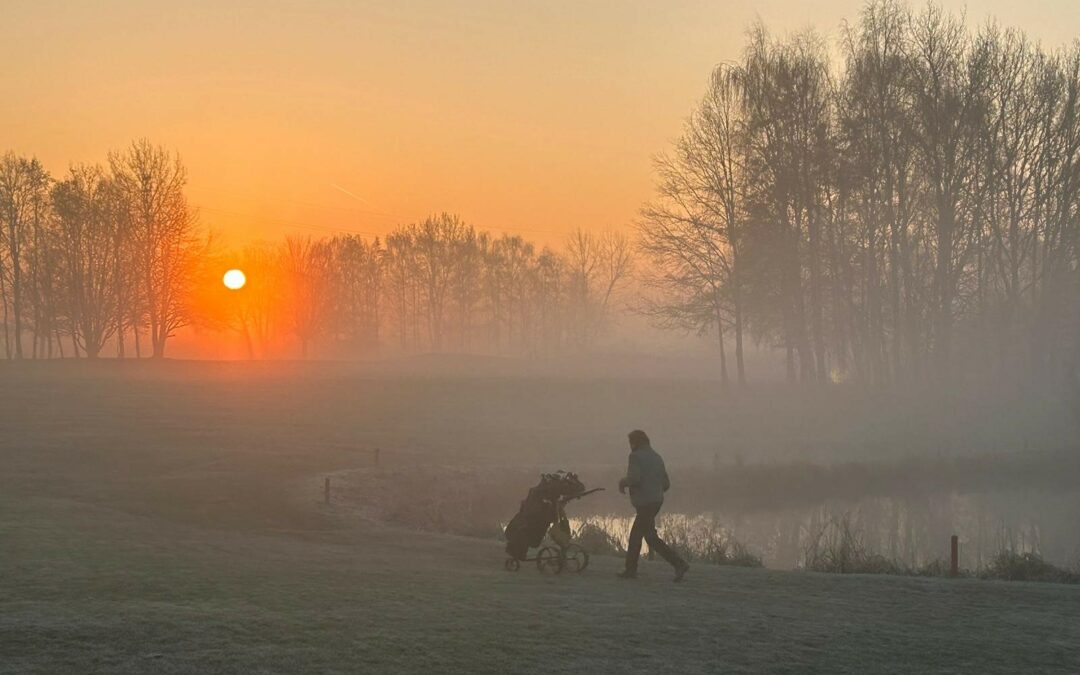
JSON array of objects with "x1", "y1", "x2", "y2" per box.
[
  {"x1": 673, "y1": 561, "x2": 690, "y2": 583},
  {"x1": 617, "y1": 570, "x2": 638, "y2": 579}
]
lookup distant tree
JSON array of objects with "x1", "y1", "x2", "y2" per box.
[
  {"x1": 738, "y1": 25, "x2": 835, "y2": 382},
  {"x1": 491, "y1": 234, "x2": 535, "y2": 351},
  {"x1": 904, "y1": 5, "x2": 991, "y2": 374},
  {"x1": 109, "y1": 140, "x2": 201, "y2": 358},
  {"x1": 281, "y1": 236, "x2": 335, "y2": 358},
  {"x1": 449, "y1": 229, "x2": 484, "y2": 350},
  {"x1": 565, "y1": 229, "x2": 633, "y2": 348},
  {"x1": 51, "y1": 165, "x2": 123, "y2": 358},
  {"x1": 838, "y1": 0, "x2": 919, "y2": 383},
  {"x1": 329, "y1": 234, "x2": 383, "y2": 354},
  {"x1": 384, "y1": 228, "x2": 419, "y2": 351},
  {"x1": 0, "y1": 153, "x2": 51, "y2": 358},
  {"x1": 413, "y1": 214, "x2": 469, "y2": 350},
  {"x1": 638, "y1": 64, "x2": 749, "y2": 385},
  {"x1": 238, "y1": 242, "x2": 285, "y2": 358},
  {"x1": 529, "y1": 248, "x2": 567, "y2": 355}
]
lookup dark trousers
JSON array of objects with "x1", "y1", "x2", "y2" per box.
[{"x1": 625, "y1": 502, "x2": 685, "y2": 572}]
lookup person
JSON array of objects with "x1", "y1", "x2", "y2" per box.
[{"x1": 617, "y1": 429, "x2": 690, "y2": 582}]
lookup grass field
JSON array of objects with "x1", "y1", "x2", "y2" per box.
[{"x1": 2, "y1": 361, "x2": 1079, "y2": 673}]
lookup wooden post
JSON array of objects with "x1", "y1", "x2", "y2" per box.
[
  {"x1": 374, "y1": 447, "x2": 381, "y2": 467},
  {"x1": 324, "y1": 477, "x2": 331, "y2": 505},
  {"x1": 950, "y1": 535, "x2": 959, "y2": 577}
]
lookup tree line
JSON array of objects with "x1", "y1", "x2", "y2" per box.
[
  {"x1": 4, "y1": 1, "x2": 1077, "y2": 388},
  {"x1": 211, "y1": 219, "x2": 633, "y2": 359},
  {"x1": 0, "y1": 144, "x2": 634, "y2": 359},
  {"x1": 0, "y1": 140, "x2": 202, "y2": 359},
  {"x1": 638, "y1": 0, "x2": 1080, "y2": 386}
]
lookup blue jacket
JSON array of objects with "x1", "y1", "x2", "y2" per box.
[{"x1": 620, "y1": 444, "x2": 670, "y2": 508}]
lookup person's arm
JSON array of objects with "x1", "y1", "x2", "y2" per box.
[
  {"x1": 662, "y1": 465, "x2": 671, "y2": 492},
  {"x1": 618, "y1": 453, "x2": 641, "y2": 493}
]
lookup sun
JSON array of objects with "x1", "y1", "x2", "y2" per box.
[{"x1": 223, "y1": 269, "x2": 246, "y2": 290}]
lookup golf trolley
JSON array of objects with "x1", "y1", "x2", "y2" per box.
[{"x1": 503, "y1": 470, "x2": 603, "y2": 574}]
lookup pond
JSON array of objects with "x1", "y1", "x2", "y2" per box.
[{"x1": 573, "y1": 488, "x2": 1080, "y2": 570}]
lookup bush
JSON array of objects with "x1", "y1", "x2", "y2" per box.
[{"x1": 980, "y1": 551, "x2": 1080, "y2": 584}]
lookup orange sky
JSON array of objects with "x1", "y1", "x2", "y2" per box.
[{"x1": 3, "y1": 0, "x2": 1077, "y2": 248}]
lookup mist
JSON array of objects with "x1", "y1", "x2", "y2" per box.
[{"x1": 4, "y1": 1, "x2": 1080, "y2": 673}]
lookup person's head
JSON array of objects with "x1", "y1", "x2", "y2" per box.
[{"x1": 627, "y1": 429, "x2": 650, "y2": 451}]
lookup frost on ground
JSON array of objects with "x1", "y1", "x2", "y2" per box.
[
  {"x1": 2, "y1": 362, "x2": 1079, "y2": 673},
  {"x1": 4, "y1": 493, "x2": 1080, "y2": 674}
]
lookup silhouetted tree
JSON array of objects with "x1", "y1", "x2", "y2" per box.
[
  {"x1": 0, "y1": 153, "x2": 51, "y2": 358},
  {"x1": 109, "y1": 140, "x2": 200, "y2": 358},
  {"x1": 52, "y1": 165, "x2": 123, "y2": 358},
  {"x1": 638, "y1": 64, "x2": 748, "y2": 385},
  {"x1": 281, "y1": 236, "x2": 335, "y2": 358}
]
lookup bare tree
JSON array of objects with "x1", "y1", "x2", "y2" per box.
[
  {"x1": 0, "y1": 153, "x2": 51, "y2": 358},
  {"x1": 564, "y1": 229, "x2": 633, "y2": 348},
  {"x1": 109, "y1": 140, "x2": 200, "y2": 358},
  {"x1": 329, "y1": 235, "x2": 383, "y2": 354},
  {"x1": 638, "y1": 64, "x2": 749, "y2": 385},
  {"x1": 638, "y1": 0, "x2": 1080, "y2": 389},
  {"x1": 905, "y1": 5, "x2": 991, "y2": 374},
  {"x1": 529, "y1": 248, "x2": 567, "y2": 356},
  {"x1": 413, "y1": 214, "x2": 469, "y2": 350},
  {"x1": 838, "y1": 0, "x2": 919, "y2": 383},
  {"x1": 51, "y1": 165, "x2": 123, "y2": 358},
  {"x1": 738, "y1": 25, "x2": 835, "y2": 382},
  {"x1": 281, "y1": 236, "x2": 335, "y2": 358}
]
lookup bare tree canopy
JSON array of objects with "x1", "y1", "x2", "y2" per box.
[
  {"x1": 638, "y1": 0, "x2": 1080, "y2": 387},
  {"x1": 109, "y1": 139, "x2": 201, "y2": 358}
]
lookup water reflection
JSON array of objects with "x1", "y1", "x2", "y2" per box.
[{"x1": 574, "y1": 490, "x2": 1080, "y2": 569}]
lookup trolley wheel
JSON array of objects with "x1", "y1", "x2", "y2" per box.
[
  {"x1": 536, "y1": 546, "x2": 564, "y2": 574},
  {"x1": 562, "y1": 544, "x2": 590, "y2": 573},
  {"x1": 504, "y1": 558, "x2": 521, "y2": 572}
]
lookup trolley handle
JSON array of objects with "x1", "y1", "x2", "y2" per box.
[{"x1": 561, "y1": 487, "x2": 605, "y2": 503}]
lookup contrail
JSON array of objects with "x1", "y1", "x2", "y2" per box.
[{"x1": 331, "y1": 183, "x2": 372, "y2": 207}]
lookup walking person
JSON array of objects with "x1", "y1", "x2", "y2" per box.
[{"x1": 617, "y1": 429, "x2": 690, "y2": 581}]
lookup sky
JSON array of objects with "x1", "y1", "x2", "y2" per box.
[{"x1": 3, "y1": 0, "x2": 1078, "y2": 248}]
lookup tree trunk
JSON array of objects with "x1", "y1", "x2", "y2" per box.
[
  {"x1": 717, "y1": 306, "x2": 729, "y2": 388},
  {"x1": 807, "y1": 211, "x2": 827, "y2": 383},
  {"x1": 733, "y1": 293, "x2": 746, "y2": 386},
  {"x1": 0, "y1": 267, "x2": 9, "y2": 359},
  {"x1": 116, "y1": 317, "x2": 126, "y2": 358},
  {"x1": 935, "y1": 199, "x2": 955, "y2": 374},
  {"x1": 152, "y1": 331, "x2": 167, "y2": 359},
  {"x1": 888, "y1": 230, "x2": 903, "y2": 382},
  {"x1": 10, "y1": 227, "x2": 23, "y2": 359}
]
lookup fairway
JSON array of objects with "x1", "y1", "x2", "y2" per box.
[{"x1": 2, "y1": 363, "x2": 1079, "y2": 674}]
